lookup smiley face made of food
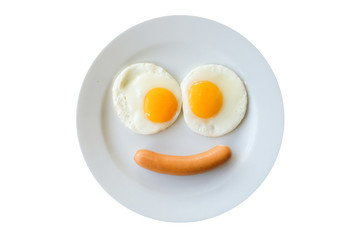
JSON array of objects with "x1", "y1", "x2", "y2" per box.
[{"x1": 112, "y1": 63, "x2": 247, "y2": 175}]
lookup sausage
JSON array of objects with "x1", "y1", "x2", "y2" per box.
[{"x1": 134, "y1": 145, "x2": 232, "y2": 175}]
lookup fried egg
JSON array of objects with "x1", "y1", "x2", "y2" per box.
[
  {"x1": 181, "y1": 64, "x2": 247, "y2": 137},
  {"x1": 112, "y1": 63, "x2": 182, "y2": 134}
]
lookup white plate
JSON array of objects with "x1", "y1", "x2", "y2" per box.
[{"x1": 77, "y1": 16, "x2": 284, "y2": 222}]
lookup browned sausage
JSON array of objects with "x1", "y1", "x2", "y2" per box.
[{"x1": 134, "y1": 145, "x2": 232, "y2": 175}]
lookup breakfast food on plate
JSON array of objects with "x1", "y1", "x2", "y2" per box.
[
  {"x1": 134, "y1": 145, "x2": 232, "y2": 175},
  {"x1": 112, "y1": 63, "x2": 182, "y2": 134},
  {"x1": 113, "y1": 63, "x2": 247, "y2": 175},
  {"x1": 181, "y1": 64, "x2": 247, "y2": 137}
]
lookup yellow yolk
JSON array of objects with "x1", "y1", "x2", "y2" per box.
[
  {"x1": 144, "y1": 88, "x2": 178, "y2": 123},
  {"x1": 188, "y1": 81, "x2": 223, "y2": 119}
]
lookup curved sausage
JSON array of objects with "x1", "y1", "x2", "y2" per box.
[{"x1": 134, "y1": 145, "x2": 232, "y2": 175}]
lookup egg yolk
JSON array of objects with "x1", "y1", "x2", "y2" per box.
[
  {"x1": 144, "y1": 88, "x2": 178, "y2": 123},
  {"x1": 188, "y1": 81, "x2": 223, "y2": 119}
]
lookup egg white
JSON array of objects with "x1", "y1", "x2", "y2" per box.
[
  {"x1": 112, "y1": 63, "x2": 182, "y2": 134},
  {"x1": 181, "y1": 64, "x2": 247, "y2": 137}
]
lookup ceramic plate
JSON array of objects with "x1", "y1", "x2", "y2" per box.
[{"x1": 77, "y1": 15, "x2": 284, "y2": 222}]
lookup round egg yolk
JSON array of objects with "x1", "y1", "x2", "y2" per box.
[
  {"x1": 144, "y1": 88, "x2": 178, "y2": 123},
  {"x1": 188, "y1": 81, "x2": 223, "y2": 119}
]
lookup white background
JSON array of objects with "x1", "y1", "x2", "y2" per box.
[{"x1": 1, "y1": 0, "x2": 359, "y2": 239}]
